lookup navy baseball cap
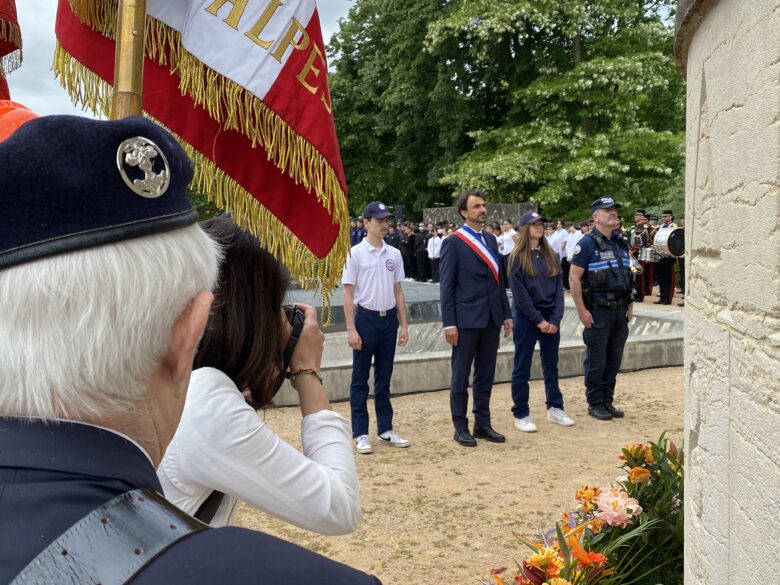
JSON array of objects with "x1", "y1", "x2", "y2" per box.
[
  {"x1": 362, "y1": 201, "x2": 391, "y2": 219},
  {"x1": 518, "y1": 211, "x2": 549, "y2": 226},
  {"x1": 590, "y1": 197, "x2": 622, "y2": 212},
  {"x1": 0, "y1": 115, "x2": 198, "y2": 271}
]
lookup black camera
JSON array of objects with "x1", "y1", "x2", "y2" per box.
[{"x1": 268, "y1": 305, "x2": 306, "y2": 398}]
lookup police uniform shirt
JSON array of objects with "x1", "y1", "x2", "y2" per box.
[
  {"x1": 570, "y1": 231, "x2": 632, "y2": 292},
  {"x1": 342, "y1": 239, "x2": 405, "y2": 312}
]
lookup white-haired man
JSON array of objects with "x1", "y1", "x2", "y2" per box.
[{"x1": 0, "y1": 114, "x2": 379, "y2": 584}]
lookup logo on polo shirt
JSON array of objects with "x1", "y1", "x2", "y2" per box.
[{"x1": 385, "y1": 259, "x2": 396, "y2": 271}]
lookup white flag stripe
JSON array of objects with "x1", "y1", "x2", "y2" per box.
[{"x1": 148, "y1": 0, "x2": 317, "y2": 101}]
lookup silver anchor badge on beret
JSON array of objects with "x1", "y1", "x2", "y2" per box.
[{"x1": 116, "y1": 137, "x2": 171, "y2": 198}]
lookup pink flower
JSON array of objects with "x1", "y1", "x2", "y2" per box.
[{"x1": 595, "y1": 483, "x2": 642, "y2": 528}]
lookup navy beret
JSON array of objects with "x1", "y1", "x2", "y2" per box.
[{"x1": 0, "y1": 115, "x2": 198, "y2": 271}]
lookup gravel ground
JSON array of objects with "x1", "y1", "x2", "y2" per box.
[{"x1": 234, "y1": 366, "x2": 684, "y2": 585}]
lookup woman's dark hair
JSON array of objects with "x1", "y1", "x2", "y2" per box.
[
  {"x1": 194, "y1": 217, "x2": 289, "y2": 409},
  {"x1": 509, "y1": 224, "x2": 561, "y2": 278}
]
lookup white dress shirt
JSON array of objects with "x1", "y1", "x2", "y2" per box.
[
  {"x1": 158, "y1": 367, "x2": 361, "y2": 534},
  {"x1": 427, "y1": 234, "x2": 442, "y2": 259},
  {"x1": 341, "y1": 239, "x2": 404, "y2": 312}
]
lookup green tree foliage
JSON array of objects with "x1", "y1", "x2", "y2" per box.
[{"x1": 329, "y1": 0, "x2": 684, "y2": 221}]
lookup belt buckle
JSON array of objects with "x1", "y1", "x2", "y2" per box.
[{"x1": 379, "y1": 310, "x2": 387, "y2": 317}]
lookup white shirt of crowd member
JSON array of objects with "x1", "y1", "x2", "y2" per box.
[
  {"x1": 427, "y1": 230, "x2": 443, "y2": 259},
  {"x1": 565, "y1": 225, "x2": 583, "y2": 261},
  {"x1": 498, "y1": 219, "x2": 517, "y2": 256}
]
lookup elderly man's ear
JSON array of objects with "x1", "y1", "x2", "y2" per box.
[{"x1": 162, "y1": 291, "x2": 214, "y2": 386}]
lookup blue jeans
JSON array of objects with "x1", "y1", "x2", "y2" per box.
[
  {"x1": 510, "y1": 308, "x2": 564, "y2": 418},
  {"x1": 350, "y1": 311, "x2": 398, "y2": 437}
]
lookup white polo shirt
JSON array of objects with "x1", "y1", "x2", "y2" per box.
[{"x1": 342, "y1": 238, "x2": 404, "y2": 312}]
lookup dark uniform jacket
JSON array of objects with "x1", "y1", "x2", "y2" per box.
[
  {"x1": 399, "y1": 232, "x2": 415, "y2": 258},
  {"x1": 0, "y1": 418, "x2": 380, "y2": 585}
]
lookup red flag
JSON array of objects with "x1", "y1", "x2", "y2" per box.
[
  {"x1": 0, "y1": 0, "x2": 21, "y2": 100},
  {"x1": 54, "y1": 0, "x2": 348, "y2": 299},
  {"x1": 0, "y1": 0, "x2": 21, "y2": 71}
]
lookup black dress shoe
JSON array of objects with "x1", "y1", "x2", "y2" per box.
[
  {"x1": 604, "y1": 403, "x2": 625, "y2": 418},
  {"x1": 587, "y1": 405, "x2": 613, "y2": 421},
  {"x1": 652, "y1": 299, "x2": 665, "y2": 304},
  {"x1": 473, "y1": 425, "x2": 506, "y2": 443},
  {"x1": 454, "y1": 429, "x2": 477, "y2": 447}
]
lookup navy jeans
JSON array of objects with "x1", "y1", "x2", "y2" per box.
[
  {"x1": 510, "y1": 308, "x2": 564, "y2": 418},
  {"x1": 350, "y1": 311, "x2": 398, "y2": 437},
  {"x1": 582, "y1": 305, "x2": 629, "y2": 406}
]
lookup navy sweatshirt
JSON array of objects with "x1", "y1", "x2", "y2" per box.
[{"x1": 508, "y1": 250, "x2": 564, "y2": 326}]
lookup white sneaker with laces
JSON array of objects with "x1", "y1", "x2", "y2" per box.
[
  {"x1": 547, "y1": 407, "x2": 575, "y2": 427},
  {"x1": 378, "y1": 430, "x2": 410, "y2": 448},
  {"x1": 355, "y1": 435, "x2": 373, "y2": 454},
  {"x1": 514, "y1": 416, "x2": 538, "y2": 433}
]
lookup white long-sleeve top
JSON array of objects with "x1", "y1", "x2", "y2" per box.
[
  {"x1": 427, "y1": 235, "x2": 442, "y2": 259},
  {"x1": 157, "y1": 367, "x2": 361, "y2": 534}
]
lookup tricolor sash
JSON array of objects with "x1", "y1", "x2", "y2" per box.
[{"x1": 454, "y1": 227, "x2": 500, "y2": 284}]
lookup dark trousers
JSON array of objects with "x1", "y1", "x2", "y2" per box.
[
  {"x1": 561, "y1": 258, "x2": 571, "y2": 290},
  {"x1": 510, "y1": 309, "x2": 564, "y2": 418},
  {"x1": 657, "y1": 257, "x2": 675, "y2": 301},
  {"x1": 677, "y1": 258, "x2": 685, "y2": 294},
  {"x1": 430, "y1": 258, "x2": 440, "y2": 282},
  {"x1": 402, "y1": 254, "x2": 416, "y2": 280},
  {"x1": 582, "y1": 305, "x2": 629, "y2": 407},
  {"x1": 449, "y1": 324, "x2": 501, "y2": 431},
  {"x1": 415, "y1": 251, "x2": 429, "y2": 281},
  {"x1": 640, "y1": 261, "x2": 654, "y2": 296},
  {"x1": 350, "y1": 311, "x2": 399, "y2": 437}
]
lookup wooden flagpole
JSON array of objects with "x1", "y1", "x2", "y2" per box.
[{"x1": 110, "y1": 0, "x2": 146, "y2": 119}]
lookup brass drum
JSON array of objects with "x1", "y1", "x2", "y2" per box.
[{"x1": 654, "y1": 226, "x2": 685, "y2": 258}]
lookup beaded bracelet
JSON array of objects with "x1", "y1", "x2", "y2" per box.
[{"x1": 288, "y1": 368, "x2": 324, "y2": 386}]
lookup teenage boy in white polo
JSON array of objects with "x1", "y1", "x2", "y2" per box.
[{"x1": 342, "y1": 201, "x2": 410, "y2": 454}]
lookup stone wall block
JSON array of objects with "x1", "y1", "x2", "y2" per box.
[{"x1": 685, "y1": 312, "x2": 731, "y2": 585}]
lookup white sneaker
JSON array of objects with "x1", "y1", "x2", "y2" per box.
[
  {"x1": 378, "y1": 430, "x2": 410, "y2": 448},
  {"x1": 547, "y1": 407, "x2": 576, "y2": 427},
  {"x1": 514, "y1": 416, "x2": 538, "y2": 433},
  {"x1": 355, "y1": 435, "x2": 373, "y2": 454}
]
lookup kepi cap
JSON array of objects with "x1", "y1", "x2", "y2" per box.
[
  {"x1": 0, "y1": 114, "x2": 198, "y2": 271},
  {"x1": 362, "y1": 201, "x2": 391, "y2": 219},
  {"x1": 518, "y1": 211, "x2": 548, "y2": 226},
  {"x1": 635, "y1": 208, "x2": 646, "y2": 215},
  {"x1": 590, "y1": 197, "x2": 622, "y2": 212},
  {"x1": 661, "y1": 209, "x2": 674, "y2": 215}
]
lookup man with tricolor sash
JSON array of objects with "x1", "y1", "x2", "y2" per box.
[{"x1": 439, "y1": 190, "x2": 513, "y2": 448}]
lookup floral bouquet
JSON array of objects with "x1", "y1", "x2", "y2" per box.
[{"x1": 487, "y1": 435, "x2": 684, "y2": 585}]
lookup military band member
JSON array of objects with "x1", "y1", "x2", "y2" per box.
[
  {"x1": 654, "y1": 210, "x2": 678, "y2": 305},
  {"x1": 629, "y1": 209, "x2": 651, "y2": 301}
]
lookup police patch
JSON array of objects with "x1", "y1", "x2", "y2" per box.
[
  {"x1": 573, "y1": 244, "x2": 581, "y2": 256},
  {"x1": 385, "y1": 259, "x2": 396, "y2": 271}
]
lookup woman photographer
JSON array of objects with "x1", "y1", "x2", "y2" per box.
[
  {"x1": 158, "y1": 218, "x2": 360, "y2": 534},
  {"x1": 508, "y1": 212, "x2": 575, "y2": 433}
]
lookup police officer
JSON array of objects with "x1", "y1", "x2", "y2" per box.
[
  {"x1": 0, "y1": 115, "x2": 379, "y2": 584},
  {"x1": 342, "y1": 201, "x2": 410, "y2": 454},
  {"x1": 569, "y1": 197, "x2": 634, "y2": 421}
]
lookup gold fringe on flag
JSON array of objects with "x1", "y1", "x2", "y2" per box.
[
  {"x1": 66, "y1": 0, "x2": 347, "y2": 218},
  {"x1": 53, "y1": 42, "x2": 349, "y2": 321},
  {"x1": 0, "y1": 18, "x2": 22, "y2": 73}
]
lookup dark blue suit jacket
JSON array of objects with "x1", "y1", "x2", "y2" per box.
[
  {"x1": 439, "y1": 230, "x2": 511, "y2": 329},
  {"x1": 0, "y1": 418, "x2": 380, "y2": 585}
]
